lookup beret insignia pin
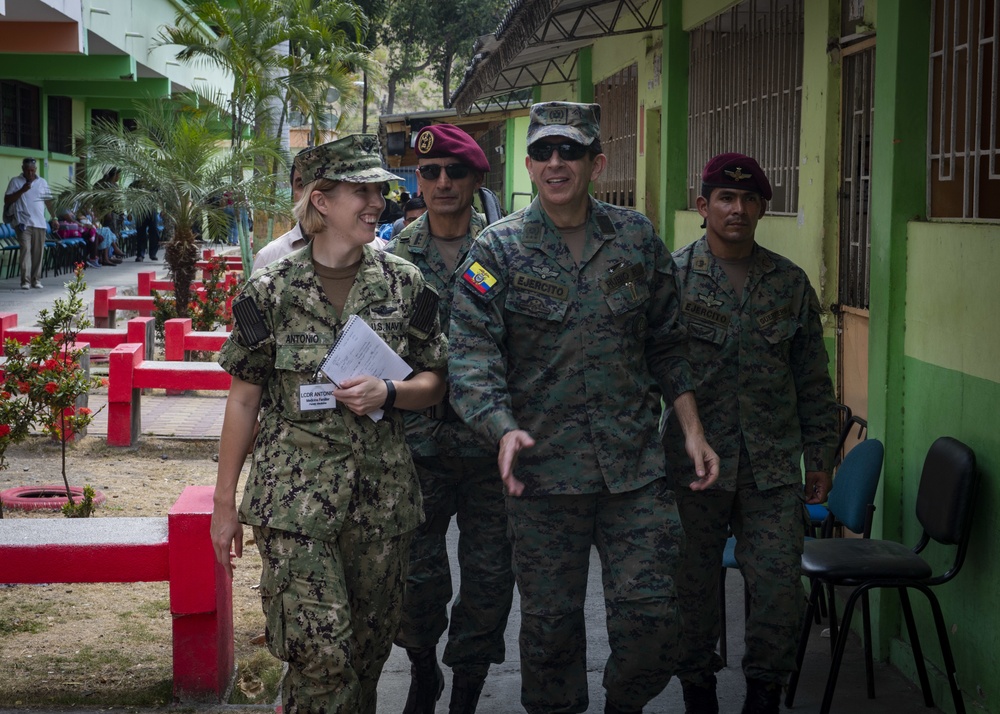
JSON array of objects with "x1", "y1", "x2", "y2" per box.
[
  {"x1": 724, "y1": 167, "x2": 751, "y2": 181},
  {"x1": 417, "y1": 131, "x2": 434, "y2": 153}
]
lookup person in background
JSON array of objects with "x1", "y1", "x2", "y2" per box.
[
  {"x1": 386, "y1": 123, "x2": 514, "y2": 714},
  {"x1": 448, "y1": 102, "x2": 719, "y2": 714},
  {"x1": 4, "y1": 157, "x2": 59, "y2": 289},
  {"x1": 212, "y1": 134, "x2": 448, "y2": 713},
  {"x1": 665, "y1": 153, "x2": 838, "y2": 714},
  {"x1": 391, "y1": 195, "x2": 428, "y2": 238},
  {"x1": 252, "y1": 163, "x2": 309, "y2": 271}
]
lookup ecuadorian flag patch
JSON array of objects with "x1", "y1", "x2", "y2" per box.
[{"x1": 463, "y1": 261, "x2": 498, "y2": 295}]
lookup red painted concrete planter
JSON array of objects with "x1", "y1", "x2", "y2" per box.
[{"x1": 0, "y1": 485, "x2": 107, "y2": 511}]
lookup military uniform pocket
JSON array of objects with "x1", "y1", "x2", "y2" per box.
[
  {"x1": 687, "y1": 320, "x2": 726, "y2": 346},
  {"x1": 505, "y1": 291, "x2": 568, "y2": 325},
  {"x1": 259, "y1": 557, "x2": 292, "y2": 662},
  {"x1": 273, "y1": 344, "x2": 334, "y2": 422},
  {"x1": 603, "y1": 282, "x2": 650, "y2": 317}
]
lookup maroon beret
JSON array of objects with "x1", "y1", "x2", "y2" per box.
[
  {"x1": 701, "y1": 152, "x2": 772, "y2": 201},
  {"x1": 414, "y1": 124, "x2": 490, "y2": 173}
]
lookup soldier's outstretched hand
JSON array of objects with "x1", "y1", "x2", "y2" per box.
[{"x1": 498, "y1": 430, "x2": 534, "y2": 497}]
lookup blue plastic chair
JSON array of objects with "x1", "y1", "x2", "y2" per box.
[{"x1": 717, "y1": 436, "x2": 883, "y2": 667}]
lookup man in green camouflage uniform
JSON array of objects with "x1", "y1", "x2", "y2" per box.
[
  {"x1": 386, "y1": 123, "x2": 514, "y2": 714},
  {"x1": 212, "y1": 135, "x2": 448, "y2": 714},
  {"x1": 663, "y1": 153, "x2": 838, "y2": 714},
  {"x1": 448, "y1": 102, "x2": 719, "y2": 714}
]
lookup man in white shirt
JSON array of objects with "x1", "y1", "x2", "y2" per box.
[
  {"x1": 252, "y1": 165, "x2": 309, "y2": 272},
  {"x1": 4, "y1": 157, "x2": 58, "y2": 289}
]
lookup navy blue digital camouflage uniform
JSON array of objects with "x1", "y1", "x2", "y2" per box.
[
  {"x1": 386, "y1": 209, "x2": 514, "y2": 680},
  {"x1": 663, "y1": 236, "x2": 837, "y2": 686},
  {"x1": 449, "y1": 195, "x2": 695, "y2": 713}
]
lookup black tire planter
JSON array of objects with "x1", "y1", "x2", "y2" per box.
[{"x1": 0, "y1": 485, "x2": 107, "y2": 512}]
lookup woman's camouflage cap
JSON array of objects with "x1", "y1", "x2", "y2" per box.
[
  {"x1": 527, "y1": 101, "x2": 601, "y2": 147},
  {"x1": 294, "y1": 134, "x2": 402, "y2": 184}
]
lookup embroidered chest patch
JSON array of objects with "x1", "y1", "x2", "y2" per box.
[
  {"x1": 512, "y1": 272, "x2": 569, "y2": 301},
  {"x1": 599, "y1": 262, "x2": 645, "y2": 294},
  {"x1": 757, "y1": 304, "x2": 792, "y2": 328},
  {"x1": 462, "y1": 261, "x2": 498, "y2": 295},
  {"x1": 682, "y1": 300, "x2": 730, "y2": 328}
]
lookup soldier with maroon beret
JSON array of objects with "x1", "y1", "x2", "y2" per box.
[
  {"x1": 665, "y1": 153, "x2": 837, "y2": 714},
  {"x1": 387, "y1": 122, "x2": 514, "y2": 714}
]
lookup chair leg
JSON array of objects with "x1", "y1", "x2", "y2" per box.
[
  {"x1": 899, "y1": 587, "x2": 935, "y2": 707},
  {"x1": 918, "y1": 584, "x2": 967, "y2": 714},
  {"x1": 862, "y1": 591, "x2": 875, "y2": 698},
  {"x1": 825, "y1": 580, "x2": 839, "y2": 655},
  {"x1": 820, "y1": 583, "x2": 870, "y2": 714},
  {"x1": 719, "y1": 567, "x2": 728, "y2": 666},
  {"x1": 784, "y1": 578, "x2": 822, "y2": 707}
]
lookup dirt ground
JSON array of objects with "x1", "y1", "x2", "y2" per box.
[{"x1": 0, "y1": 435, "x2": 281, "y2": 711}]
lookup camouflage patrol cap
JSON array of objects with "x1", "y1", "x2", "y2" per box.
[
  {"x1": 701, "y1": 152, "x2": 773, "y2": 200},
  {"x1": 294, "y1": 134, "x2": 402, "y2": 184},
  {"x1": 526, "y1": 101, "x2": 601, "y2": 147}
]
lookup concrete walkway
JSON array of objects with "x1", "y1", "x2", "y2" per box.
[{"x1": 1, "y1": 247, "x2": 230, "y2": 440}]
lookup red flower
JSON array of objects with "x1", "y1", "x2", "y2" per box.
[
  {"x1": 101, "y1": 377, "x2": 109, "y2": 387},
  {"x1": 0, "y1": 424, "x2": 10, "y2": 437},
  {"x1": 44, "y1": 382, "x2": 58, "y2": 394},
  {"x1": 17, "y1": 381, "x2": 30, "y2": 394},
  {"x1": 44, "y1": 358, "x2": 59, "y2": 371},
  {"x1": 1, "y1": 391, "x2": 10, "y2": 399},
  {"x1": 79, "y1": 407, "x2": 92, "y2": 415}
]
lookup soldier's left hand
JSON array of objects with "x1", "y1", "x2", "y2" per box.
[
  {"x1": 685, "y1": 434, "x2": 720, "y2": 491},
  {"x1": 335, "y1": 375, "x2": 388, "y2": 416},
  {"x1": 804, "y1": 471, "x2": 832, "y2": 504}
]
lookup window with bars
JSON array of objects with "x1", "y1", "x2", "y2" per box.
[
  {"x1": 928, "y1": 0, "x2": 1000, "y2": 221},
  {"x1": 687, "y1": 0, "x2": 804, "y2": 214},
  {"x1": 0, "y1": 80, "x2": 41, "y2": 150},
  {"x1": 594, "y1": 63, "x2": 638, "y2": 208},
  {"x1": 48, "y1": 96, "x2": 73, "y2": 156},
  {"x1": 476, "y1": 120, "x2": 507, "y2": 208}
]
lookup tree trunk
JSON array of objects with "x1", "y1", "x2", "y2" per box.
[
  {"x1": 385, "y1": 75, "x2": 398, "y2": 115},
  {"x1": 442, "y1": 53, "x2": 453, "y2": 107},
  {"x1": 165, "y1": 227, "x2": 199, "y2": 319}
]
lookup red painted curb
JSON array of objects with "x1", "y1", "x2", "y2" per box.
[{"x1": 0, "y1": 485, "x2": 107, "y2": 511}]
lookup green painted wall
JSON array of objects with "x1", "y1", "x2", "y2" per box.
[
  {"x1": 507, "y1": 115, "x2": 533, "y2": 212},
  {"x1": 896, "y1": 355, "x2": 999, "y2": 713},
  {"x1": 899, "y1": 221, "x2": 1000, "y2": 713}
]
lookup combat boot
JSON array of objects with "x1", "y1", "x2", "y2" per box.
[
  {"x1": 741, "y1": 678, "x2": 781, "y2": 714},
  {"x1": 604, "y1": 702, "x2": 642, "y2": 714},
  {"x1": 402, "y1": 647, "x2": 444, "y2": 714},
  {"x1": 682, "y1": 674, "x2": 719, "y2": 714},
  {"x1": 448, "y1": 672, "x2": 486, "y2": 714}
]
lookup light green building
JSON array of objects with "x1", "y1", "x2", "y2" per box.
[
  {"x1": 0, "y1": 0, "x2": 231, "y2": 189},
  {"x1": 446, "y1": 1, "x2": 1000, "y2": 712}
]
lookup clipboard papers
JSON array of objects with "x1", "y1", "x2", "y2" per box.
[{"x1": 319, "y1": 314, "x2": 413, "y2": 421}]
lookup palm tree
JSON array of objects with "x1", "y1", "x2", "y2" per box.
[
  {"x1": 158, "y1": 0, "x2": 374, "y2": 264},
  {"x1": 64, "y1": 97, "x2": 285, "y2": 316}
]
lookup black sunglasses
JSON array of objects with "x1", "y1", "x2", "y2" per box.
[
  {"x1": 417, "y1": 163, "x2": 471, "y2": 180},
  {"x1": 527, "y1": 142, "x2": 590, "y2": 162}
]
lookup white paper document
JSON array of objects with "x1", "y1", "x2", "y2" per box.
[{"x1": 319, "y1": 314, "x2": 413, "y2": 421}]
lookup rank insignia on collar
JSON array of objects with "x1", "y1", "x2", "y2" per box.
[
  {"x1": 463, "y1": 261, "x2": 498, "y2": 295},
  {"x1": 724, "y1": 167, "x2": 751, "y2": 181},
  {"x1": 692, "y1": 256, "x2": 709, "y2": 271},
  {"x1": 698, "y1": 293, "x2": 723, "y2": 308}
]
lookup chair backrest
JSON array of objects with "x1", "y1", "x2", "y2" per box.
[
  {"x1": 916, "y1": 436, "x2": 978, "y2": 547},
  {"x1": 827, "y1": 438, "x2": 884, "y2": 534}
]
